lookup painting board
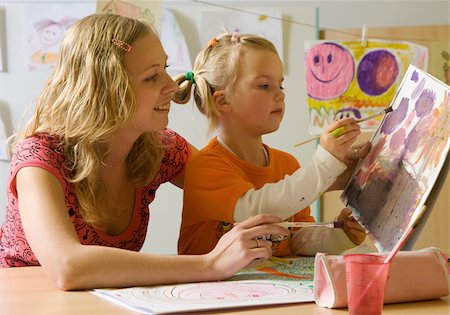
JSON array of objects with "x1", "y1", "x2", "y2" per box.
[{"x1": 341, "y1": 64, "x2": 450, "y2": 252}]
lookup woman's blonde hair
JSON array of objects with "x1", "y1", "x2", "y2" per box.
[
  {"x1": 13, "y1": 13, "x2": 165, "y2": 226},
  {"x1": 173, "y1": 32, "x2": 278, "y2": 134}
]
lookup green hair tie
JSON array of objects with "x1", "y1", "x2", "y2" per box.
[{"x1": 185, "y1": 71, "x2": 195, "y2": 83}]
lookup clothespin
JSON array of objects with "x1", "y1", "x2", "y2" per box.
[{"x1": 361, "y1": 24, "x2": 368, "y2": 47}]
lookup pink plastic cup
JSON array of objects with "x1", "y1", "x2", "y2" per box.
[{"x1": 344, "y1": 254, "x2": 390, "y2": 315}]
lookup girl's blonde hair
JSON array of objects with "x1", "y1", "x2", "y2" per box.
[
  {"x1": 173, "y1": 32, "x2": 278, "y2": 134},
  {"x1": 12, "y1": 13, "x2": 165, "y2": 226}
]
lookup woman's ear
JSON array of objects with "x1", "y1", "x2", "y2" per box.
[{"x1": 212, "y1": 90, "x2": 230, "y2": 112}]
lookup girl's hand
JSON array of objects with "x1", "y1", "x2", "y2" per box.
[
  {"x1": 320, "y1": 118, "x2": 361, "y2": 162},
  {"x1": 327, "y1": 141, "x2": 371, "y2": 191},
  {"x1": 204, "y1": 214, "x2": 289, "y2": 280},
  {"x1": 337, "y1": 208, "x2": 366, "y2": 245}
]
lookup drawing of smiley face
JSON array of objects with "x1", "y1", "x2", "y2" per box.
[{"x1": 306, "y1": 42, "x2": 354, "y2": 100}]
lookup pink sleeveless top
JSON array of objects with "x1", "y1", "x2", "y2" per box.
[{"x1": 0, "y1": 129, "x2": 191, "y2": 267}]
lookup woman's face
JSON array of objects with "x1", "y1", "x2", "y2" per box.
[{"x1": 123, "y1": 31, "x2": 178, "y2": 135}]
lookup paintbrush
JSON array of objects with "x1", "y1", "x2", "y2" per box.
[
  {"x1": 233, "y1": 221, "x2": 344, "y2": 228},
  {"x1": 294, "y1": 106, "x2": 394, "y2": 147}
]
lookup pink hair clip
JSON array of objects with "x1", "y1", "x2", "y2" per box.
[
  {"x1": 231, "y1": 31, "x2": 241, "y2": 44},
  {"x1": 208, "y1": 37, "x2": 218, "y2": 48},
  {"x1": 111, "y1": 38, "x2": 132, "y2": 53}
]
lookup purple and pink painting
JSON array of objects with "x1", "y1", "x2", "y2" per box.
[
  {"x1": 305, "y1": 40, "x2": 428, "y2": 135},
  {"x1": 341, "y1": 65, "x2": 449, "y2": 252}
]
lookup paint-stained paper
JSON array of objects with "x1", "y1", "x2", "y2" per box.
[{"x1": 342, "y1": 65, "x2": 450, "y2": 252}]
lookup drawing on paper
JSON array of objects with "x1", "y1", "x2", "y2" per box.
[
  {"x1": 92, "y1": 258, "x2": 314, "y2": 314},
  {"x1": 160, "y1": 7, "x2": 191, "y2": 72},
  {"x1": 305, "y1": 40, "x2": 428, "y2": 135},
  {"x1": 201, "y1": 11, "x2": 283, "y2": 63},
  {"x1": 342, "y1": 64, "x2": 450, "y2": 252},
  {"x1": 97, "y1": 0, "x2": 162, "y2": 29},
  {"x1": 25, "y1": 3, "x2": 95, "y2": 70}
]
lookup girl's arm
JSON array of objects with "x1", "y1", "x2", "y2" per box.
[
  {"x1": 234, "y1": 145, "x2": 347, "y2": 222},
  {"x1": 17, "y1": 166, "x2": 287, "y2": 290}
]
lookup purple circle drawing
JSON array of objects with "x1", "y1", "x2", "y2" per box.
[
  {"x1": 357, "y1": 50, "x2": 399, "y2": 96},
  {"x1": 305, "y1": 43, "x2": 354, "y2": 100}
]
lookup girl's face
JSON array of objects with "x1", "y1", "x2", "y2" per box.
[
  {"x1": 226, "y1": 49, "x2": 285, "y2": 137},
  {"x1": 124, "y1": 32, "x2": 178, "y2": 135}
]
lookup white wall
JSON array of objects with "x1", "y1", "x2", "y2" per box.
[{"x1": 0, "y1": 1, "x2": 448, "y2": 255}]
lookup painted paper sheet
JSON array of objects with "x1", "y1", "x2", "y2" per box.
[
  {"x1": 201, "y1": 11, "x2": 283, "y2": 63},
  {"x1": 97, "y1": 0, "x2": 162, "y2": 27},
  {"x1": 92, "y1": 257, "x2": 314, "y2": 314},
  {"x1": 0, "y1": 7, "x2": 5, "y2": 72},
  {"x1": 305, "y1": 40, "x2": 428, "y2": 135},
  {"x1": 160, "y1": 7, "x2": 191, "y2": 72},
  {"x1": 25, "y1": 3, "x2": 95, "y2": 70},
  {"x1": 341, "y1": 64, "x2": 450, "y2": 252}
]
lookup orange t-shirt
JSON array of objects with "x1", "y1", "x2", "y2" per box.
[{"x1": 178, "y1": 137, "x2": 315, "y2": 256}]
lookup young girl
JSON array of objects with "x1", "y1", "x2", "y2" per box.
[
  {"x1": 0, "y1": 15, "x2": 290, "y2": 290},
  {"x1": 174, "y1": 32, "x2": 368, "y2": 257}
]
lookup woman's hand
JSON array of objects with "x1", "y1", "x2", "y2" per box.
[
  {"x1": 337, "y1": 208, "x2": 366, "y2": 245},
  {"x1": 320, "y1": 117, "x2": 361, "y2": 162},
  {"x1": 204, "y1": 214, "x2": 289, "y2": 280}
]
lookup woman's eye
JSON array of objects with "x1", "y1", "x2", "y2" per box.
[{"x1": 146, "y1": 75, "x2": 158, "y2": 81}]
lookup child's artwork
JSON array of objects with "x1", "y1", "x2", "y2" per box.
[
  {"x1": 305, "y1": 40, "x2": 428, "y2": 135},
  {"x1": 341, "y1": 64, "x2": 450, "y2": 252},
  {"x1": 160, "y1": 7, "x2": 191, "y2": 72},
  {"x1": 201, "y1": 11, "x2": 283, "y2": 63},
  {"x1": 97, "y1": 0, "x2": 162, "y2": 28},
  {"x1": 92, "y1": 257, "x2": 315, "y2": 314},
  {"x1": 25, "y1": 3, "x2": 95, "y2": 71},
  {"x1": 0, "y1": 7, "x2": 5, "y2": 72}
]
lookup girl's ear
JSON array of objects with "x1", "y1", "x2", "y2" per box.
[{"x1": 213, "y1": 90, "x2": 230, "y2": 112}]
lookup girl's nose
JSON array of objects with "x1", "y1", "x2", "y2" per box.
[{"x1": 276, "y1": 89, "x2": 285, "y2": 103}]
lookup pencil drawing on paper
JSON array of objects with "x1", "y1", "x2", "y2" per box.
[{"x1": 342, "y1": 64, "x2": 450, "y2": 252}]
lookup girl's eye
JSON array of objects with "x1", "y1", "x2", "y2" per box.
[{"x1": 259, "y1": 84, "x2": 269, "y2": 89}]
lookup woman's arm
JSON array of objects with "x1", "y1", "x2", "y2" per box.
[{"x1": 17, "y1": 166, "x2": 287, "y2": 290}]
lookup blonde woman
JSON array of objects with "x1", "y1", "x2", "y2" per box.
[
  {"x1": 174, "y1": 32, "x2": 369, "y2": 257},
  {"x1": 0, "y1": 14, "x2": 289, "y2": 290}
]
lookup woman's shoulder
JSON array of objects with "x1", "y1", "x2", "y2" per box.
[{"x1": 12, "y1": 133, "x2": 65, "y2": 164}]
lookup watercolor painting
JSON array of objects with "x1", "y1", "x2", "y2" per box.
[
  {"x1": 92, "y1": 258, "x2": 314, "y2": 314},
  {"x1": 201, "y1": 11, "x2": 283, "y2": 63},
  {"x1": 25, "y1": 3, "x2": 95, "y2": 71},
  {"x1": 341, "y1": 64, "x2": 450, "y2": 252},
  {"x1": 160, "y1": 7, "x2": 191, "y2": 72},
  {"x1": 0, "y1": 7, "x2": 5, "y2": 72},
  {"x1": 305, "y1": 40, "x2": 428, "y2": 135},
  {"x1": 97, "y1": 0, "x2": 162, "y2": 29}
]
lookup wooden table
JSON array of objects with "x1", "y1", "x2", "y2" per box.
[{"x1": 1, "y1": 266, "x2": 449, "y2": 315}]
